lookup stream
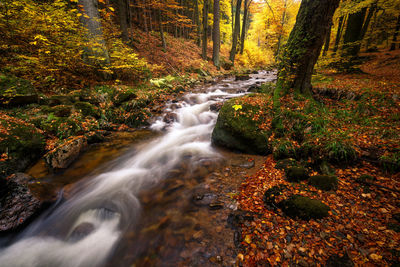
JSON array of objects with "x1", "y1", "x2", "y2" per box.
[{"x1": 0, "y1": 71, "x2": 276, "y2": 267}]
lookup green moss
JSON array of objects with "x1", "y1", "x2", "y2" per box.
[
  {"x1": 308, "y1": 175, "x2": 338, "y2": 191},
  {"x1": 212, "y1": 96, "x2": 271, "y2": 155},
  {"x1": 285, "y1": 166, "x2": 309, "y2": 182},
  {"x1": 74, "y1": 101, "x2": 100, "y2": 118},
  {"x1": 273, "y1": 140, "x2": 295, "y2": 160},
  {"x1": 50, "y1": 105, "x2": 72, "y2": 117},
  {"x1": 114, "y1": 90, "x2": 137, "y2": 106},
  {"x1": 379, "y1": 152, "x2": 400, "y2": 173},
  {"x1": 48, "y1": 95, "x2": 73, "y2": 106},
  {"x1": 279, "y1": 195, "x2": 330, "y2": 220},
  {"x1": 0, "y1": 119, "x2": 45, "y2": 178},
  {"x1": 275, "y1": 158, "x2": 298, "y2": 171},
  {"x1": 39, "y1": 115, "x2": 82, "y2": 139},
  {"x1": 0, "y1": 73, "x2": 36, "y2": 96},
  {"x1": 356, "y1": 174, "x2": 375, "y2": 184}
]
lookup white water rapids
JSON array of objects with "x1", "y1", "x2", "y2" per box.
[{"x1": 0, "y1": 71, "x2": 275, "y2": 267}]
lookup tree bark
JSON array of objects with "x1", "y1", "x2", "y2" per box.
[
  {"x1": 322, "y1": 23, "x2": 332, "y2": 56},
  {"x1": 333, "y1": 16, "x2": 344, "y2": 54},
  {"x1": 78, "y1": 0, "x2": 110, "y2": 66},
  {"x1": 158, "y1": 9, "x2": 167, "y2": 50},
  {"x1": 202, "y1": 0, "x2": 209, "y2": 59},
  {"x1": 276, "y1": 0, "x2": 340, "y2": 96},
  {"x1": 194, "y1": 0, "x2": 201, "y2": 46},
  {"x1": 390, "y1": 15, "x2": 400, "y2": 51},
  {"x1": 212, "y1": 0, "x2": 221, "y2": 66},
  {"x1": 117, "y1": 0, "x2": 129, "y2": 42},
  {"x1": 229, "y1": 0, "x2": 242, "y2": 62},
  {"x1": 239, "y1": 0, "x2": 249, "y2": 54},
  {"x1": 342, "y1": 7, "x2": 367, "y2": 57}
]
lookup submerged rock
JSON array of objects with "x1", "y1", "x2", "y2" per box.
[
  {"x1": 45, "y1": 136, "x2": 88, "y2": 170},
  {"x1": 0, "y1": 173, "x2": 47, "y2": 232}
]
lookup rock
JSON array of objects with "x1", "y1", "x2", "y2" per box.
[
  {"x1": 48, "y1": 95, "x2": 73, "y2": 107},
  {"x1": 114, "y1": 91, "x2": 137, "y2": 106},
  {"x1": 275, "y1": 158, "x2": 298, "y2": 171},
  {"x1": 0, "y1": 173, "x2": 49, "y2": 232},
  {"x1": 85, "y1": 131, "x2": 106, "y2": 144},
  {"x1": 247, "y1": 85, "x2": 261, "y2": 93},
  {"x1": 68, "y1": 222, "x2": 95, "y2": 242},
  {"x1": 235, "y1": 74, "x2": 250, "y2": 81},
  {"x1": 191, "y1": 191, "x2": 218, "y2": 207},
  {"x1": 356, "y1": 174, "x2": 375, "y2": 184},
  {"x1": 308, "y1": 175, "x2": 338, "y2": 191},
  {"x1": 325, "y1": 253, "x2": 354, "y2": 267},
  {"x1": 279, "y1": 195, "x2": 330, "y2": 220},
  {"x1": 45, "y1": 136, "x2": 88, "y2": 169},
  {"x1": 211, "y1": 96, "x2": 271, "y2": 155},
  {"x1": 210, "y1": 102, "x2": 223, "y2": 112},
  {"x1": 50, "y1": 105, "x2": 72, "y2": 117},
  {"x1": 74, "y1": 101, "x2": 100, "y2": 118},
  {"x1": 285, "y1": 167, "x2": 309, "y2": 182},
  {"x1": 263, "y1": 185, "x2": 287, "y2": 210},
  {"x1": 0, "y1": 74, "x2": 38, "y2": 106},
  {"x1": 163, "y1": 112, "x2": 178, "y2": 123},
  {"x1": 231, "y1": 159, "x2": 255, "y2": 169},
  {"x1": 209, "y1": 202, "x2": 224, "y2": 210}
]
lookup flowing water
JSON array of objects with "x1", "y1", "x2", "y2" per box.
[{"x1": 0, "y1": 71, "x2": 276, "y2": 267}]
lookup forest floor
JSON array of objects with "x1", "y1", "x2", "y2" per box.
[{"x1": 234, "y1": 50, "x2": 400, "y2": 266}]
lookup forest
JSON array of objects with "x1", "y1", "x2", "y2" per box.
[{"x1": 0, "y1": 0, "x2": 399, "y2": 266}]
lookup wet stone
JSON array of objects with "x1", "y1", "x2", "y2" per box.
[
  {"x1": 209, "y1": 202, "x2": 224, "y2": 210},
  {"x1": 68, "y1": 222, "x2": 95, "y2": 242}
]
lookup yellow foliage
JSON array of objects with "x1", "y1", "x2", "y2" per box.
[{"x1": 236, "y1": 40, "x2": 274, "y2": 68}]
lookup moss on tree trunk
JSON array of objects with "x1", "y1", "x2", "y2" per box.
[{"x1": 276, "y1": 0, "x2": 340, "y2": 97}]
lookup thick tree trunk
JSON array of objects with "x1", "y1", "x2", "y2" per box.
[
  {"x1": 202, "y1": 0, "x2": 209, "y2": 59},
  {"x1": 212, "y1": 0, "x2": 220, "y2": 66},
  {"x1": 322, "y1": 23, "x2": 332, "y2": 56},
  {"x1": 333, "y1": 16, "x2": 344, "y2": 54},
  {"x1": 239, "y1": 0, "x2": 249, "y2": 54},
  {"x1": 78, "y1": 0, "x2": 110, "y2": 66},
  {"x1": 117, "y1": 0, "x2": 129, "y2": 41},
  {"x1": 276, "y1": 0, "x2": 340, "y2": 96},
  {"x1": 229, "y1": 0, "x2": 242, "y2": 62},
  {"x1": 342, "y1": 7, "x2": 367, "y2": 56},
  {"x1": 390, "y1": 15, "x2": 400, "y2": 51}
]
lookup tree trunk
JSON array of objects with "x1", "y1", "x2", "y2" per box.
[
  {"x1": 212, "y1": 0, "x2": 221, "y2": 66},
  {"x1": 158, "y1": 9, "x2": 167, "y2": 50},
  {"x1": 78, "y1": 0, "x2": 110, "y2": 66},
  {"x1": 229, "y1": 0, "x2": 242, "y2": 62},
  {"x1": 333, "y1": 16, "x2": 344, "y2": 54},
  {"x1": 390, "y1": 15, "x2": 400, "y2": 51},
  {"x1": 117, "y1": 0, "x2": 129, "y2": 42},
  {"x1": 342, "y1": 7, "x2": 367, "y2": 57},
  {"x1": 276, "y1": 0, "x2": 340, "y2": 96},
  {"x1": 202, "y1": 0, "x2": 209, "y2": 59},
  {"x1": 239, "y1": 0, "x2": 249, "y2": 54},
  {"x1": 194, "y1": 0, "x2": 201, "y2": 46},
  {"x1": 322, "y1": 23, "x2": 332, "y2": 56}
]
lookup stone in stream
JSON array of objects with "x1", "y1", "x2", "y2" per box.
[
  {"x1": 235, "y1": 74, "x2": 250, "y2": 81},
  {"x1": 68, "y1": 222, "x2": 95, "y2": 242},
  {"x1": 211, "y1": 96, "x2": 271, "y2": 155},
  {"x1": 45, "y1": 136, "x2": 88, "y2": 170},
  {"x1": 230, "y1": 159, "x2": 255, "y2": 169},
  {"x1": 0, "y1": 173, "x2": 51, "y2": 233}
]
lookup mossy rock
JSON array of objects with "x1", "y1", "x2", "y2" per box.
[
  {"x1": 318, "y1": 160, "x2": 336, "y2": 175},
  {"x1": 0, "y1": 74, "x2": 38, "y2": 106},
  {"x1": 235, "y1": 74, "x2": 250, "y2": 81},
  {"x1": 273, "y1": 140, "x2": 295, "y2": 160},
  {"x1": 48, "y1": 95, "x2": 73, "y2": 107},
  {"x1": 74, "y1": 101, "x2": 100, "y2": 118},
  {"x1": 50, "y1": 105, "x2": 72, "y2": 117},
  {"x1": 114, "y1": 91, "x2": 137, "y2": 106},
  {"x1": 275, "y1": 158, "x2": 298, "y2": 171},
  {"x1": 263, "y1": 184, "x2": 287, "y2": 209},
  {"x1": 285, "y1": 166, "x2": 309, "y2": 182},
  {"x1": 388, "y1": 223, "x2": 400, "y2": 233},
  {"x1": 356, "y1": 174, "x2": 375, "y2": 184},
  {"x1": 308, "y1": 175, "x2": 338, "y2": 191},
  {"x1": 211, "y1": 96, "x2": 271, "y2": 155},
  {"x1": 325, "y1": 141, "x2": 357, "y2": 164},
  {"x1": 279, "y1": 195, "x2": 330, "y2": 220},
  {"x1": 40, "y1": 116, "x2": 82, "y2": 139},
  {"x1": 379, "y1": 152, "x2": 400, "y2": 174},
  {"x1": 0, "y1": 118, "x2": 45, "y2": 178}
]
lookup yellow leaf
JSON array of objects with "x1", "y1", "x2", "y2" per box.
[
  {"x1": 244, "y1": 234, "x2": 252, "y2": 244},
  {"x1": 232, "y1": 104, "x2": 242, "y2": 111},
  {"x1": 108, "y1": 7, "x2": 115, "y2": 11}
]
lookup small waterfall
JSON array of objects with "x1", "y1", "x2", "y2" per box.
[{"x1": 0, "y1": 71, "x2": 276, "y2": 267}]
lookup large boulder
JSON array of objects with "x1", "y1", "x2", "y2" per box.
[
  {"x1": 0, "y1": 74, "x2": 38, "y2": 107},
  {"x1": 45, "y1": 136, "x2": 87, "y2": 170},
  {"x1": 0, "y1": 173, "x2": 48, "y2": 232},
  {"x1": 0, "y1": 116, "x2": 45, "y2": 179},
  {"x1": 211, "y1": 96, "x2": 271, "y2": 155}
]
